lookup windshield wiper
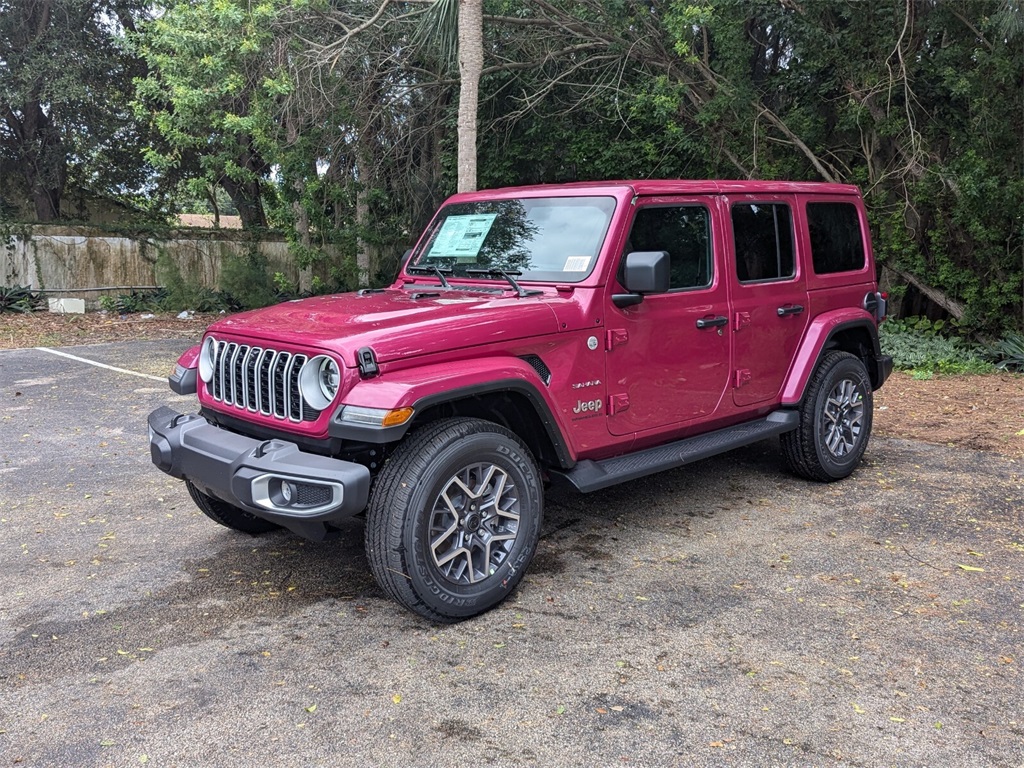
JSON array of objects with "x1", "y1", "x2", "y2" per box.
[
  {"x1": 407, "y1": 264, "x2": 452, "y2": 289},
  {"x1": 465, "y1": 268, "x2": 541, "y2": 297}
]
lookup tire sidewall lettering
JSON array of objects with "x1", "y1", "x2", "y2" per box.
[{"x1": 402, "y1": 427, "x2": 542, "y2": 617}]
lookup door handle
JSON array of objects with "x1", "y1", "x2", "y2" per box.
[
  {"x1": 777, "y1": 304, "x2": 805, "y2": 317},
  {"x1": 696, "y1": 315, "x2": 728, "y2": 329}
]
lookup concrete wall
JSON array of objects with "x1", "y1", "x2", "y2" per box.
[{"x1": 2, "y1": 225, "x2": 303, "y2": 298}]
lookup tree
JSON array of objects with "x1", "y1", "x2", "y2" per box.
[
  {"x1": 0, "y1": 0, "x2": 150, "y2": 221},
  {"x1": 134, "y1": 0, "x2": 276, "y2": 229}
]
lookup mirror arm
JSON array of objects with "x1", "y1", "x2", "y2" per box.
[{"x1": 612, "y1": 293, "x2": 643, "y2": 308}]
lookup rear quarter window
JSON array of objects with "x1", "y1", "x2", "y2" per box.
[{"x1": 807, "y1": 202, "x2": 866, "y2": 274}]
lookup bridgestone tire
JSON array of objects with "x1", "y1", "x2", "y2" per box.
[
  {"x1": 186, "y1": 480, "x2": 280, "y2": 535},
  {"x1": 365, "y1": 418, "x2": 543, "y2": 623},
  {"x1": 781, "y1": 350, "x2": 873, "y2": 482}
]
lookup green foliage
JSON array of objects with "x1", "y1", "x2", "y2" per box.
[
  {"x1": 0, "y1": 0, "x2": 154, "y2": 218},
  {"x1": 98, "y1": 290, "x2": 162, "y2": 314},
  {"x1": 987, "y1": 332, "x2": 1024, "y2": 372},
  {"x1": 219, "y1": 249, "x2": 278, "y2": 309},
  {"x1": 133, "y1": 0, "x2": 279, "y2": 228},
  {"x1": 0, "y1": 285, "x2": 43, "y2": 314},
  {"x1": 880, "y1": 317, "x2": 995, "y2": 375},
  {"x1": 153, "y1": 250, "x2": 229, "y2": 312}
]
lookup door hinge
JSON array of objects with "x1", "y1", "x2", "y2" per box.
[
  {"x1": 734, "y1": 311, "x2": 751, "y2": 330},
  {"x1": 609, "y1": 393, "x2": 630, "y2": 415},
  {"x1": 606, "y1": 328, "x2": 629, "y2": 350},
  {"x1": 734, "y1": 368, "x2": 752, "y2": 388}
]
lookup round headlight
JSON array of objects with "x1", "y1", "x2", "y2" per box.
[
  {"x1": 299, "y1": 355, "x2": 340, "y2": 411},
  {"x1": 198, "y1": 336, "x2": 217, "y2": 383}
]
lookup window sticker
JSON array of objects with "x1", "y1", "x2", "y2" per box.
[
  {"x1": 428, "y1": 214, "x2": 498, "y2": 262},
  {"x1": 563, "y1": 255, "x2": 591, "y2": 272}
]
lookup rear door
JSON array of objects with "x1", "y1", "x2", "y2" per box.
[
  {"x1": 725, "y1": 195, "x2": 809, "y2": 407},
  {"x1": 604, "y1": 196, "x2": 732, "y2": 436}
]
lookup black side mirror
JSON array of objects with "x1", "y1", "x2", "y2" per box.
[{"x1": 613, "y1": 251, "x2": 670, "y2": 308}]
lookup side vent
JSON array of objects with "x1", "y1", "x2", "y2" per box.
[{"x1": 520, "y1": 354, "x2": 552, "y2": 386}]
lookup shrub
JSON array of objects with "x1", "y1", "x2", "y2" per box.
[
  {"x1": 154, "y1": 250, "x2": 229, "y2": 312},
  {"x1": 0, "y1": 285, "x2": 43, "y2": 314},
  {"x1": 879, "y1": 316, "x2": 994, "y2": 375},
  {"x1": 987, "y1": 332, "x2": 1024, "y2": 372},
  {"x1": 99, "y1": 290, "x2": 161, "y2": 314},
  {"x1": 219, "y1": 249, "x2": 277, "y2": 310}
]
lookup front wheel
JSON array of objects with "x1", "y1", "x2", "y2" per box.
[
  {"x1": 781, "y1": 351, "x2": 874, "y2": 482},
  {"x1": 186, "y1": 480, "x2": 280, "y2": 535},
  {"x1": 365, "y1": 418, "x2": 543, "y2": 622}
]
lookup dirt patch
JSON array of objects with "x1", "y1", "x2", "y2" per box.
[
  {"x1": 875, "y1": 371, "x2": 1024, "y2": 459},
  {"x1": 0, "y1": 310, "x2": 219, "y2": 349},
  {"x1": 2, "y1": 310, "x2": 1022, "y2": 458}
]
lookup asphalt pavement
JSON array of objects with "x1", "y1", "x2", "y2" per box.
[{"x1": 1, "y1": 339, "x2": 1021, "y2": 767}]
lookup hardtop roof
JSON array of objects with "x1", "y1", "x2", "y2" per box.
[{"x1": 447, "y1": 179, "x2": 862, "y2": 203}]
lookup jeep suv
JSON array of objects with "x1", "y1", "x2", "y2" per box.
[{"x1": 149, "y1": 180, "x2": 891, "y2": 621}]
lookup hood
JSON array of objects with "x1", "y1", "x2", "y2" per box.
[{"x1": 207, "y1": 288, "x2": 562, "y2": 367}]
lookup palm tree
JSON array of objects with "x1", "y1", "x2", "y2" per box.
[{"x1": 417, "y1": 0, "x2": 483, "y2": 193}]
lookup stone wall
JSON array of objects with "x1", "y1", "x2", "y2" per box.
[{"x1": 2, "y1": 225, "x2": 302, "y2": 298}]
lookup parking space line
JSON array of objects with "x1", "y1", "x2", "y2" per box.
[{"x1": 35, "y1": 347, "x2": 166, "y2": 382}]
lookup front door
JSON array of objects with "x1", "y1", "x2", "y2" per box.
[{"x1": 604, "y1": 197, "x2": 732, "y2": 436}]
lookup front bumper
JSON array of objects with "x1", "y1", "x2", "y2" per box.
[{"x1": 148, "y1": 406, "x2": 371, "y2": 540}]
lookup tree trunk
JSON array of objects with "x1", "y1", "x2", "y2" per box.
[
  {"x1": 19, "y1": 100, "x2": 65, "y2": 221},
  {"x1": 457, "y1": 0, "x2": 483, "y2": 193},
  {"x1": 220, "y1": 174, "x2": 267, "y2": 230},
  {"x1": 286, "y1": 116, "x2": 313, "y2": 293},
  {"x1": 219, "y1": 142, "x2": 268, "y2": 230},
  {"x1": 356, "y1": 184, "x2": 371, "y2": 287}
]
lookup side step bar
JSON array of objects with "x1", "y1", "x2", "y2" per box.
[{"x1": 552, "y1": 410, "x2": 799, "y2": 493}]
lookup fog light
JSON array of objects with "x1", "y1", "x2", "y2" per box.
[{"x1": 281, "y1": 480, "x2": 294, "y2": 504}]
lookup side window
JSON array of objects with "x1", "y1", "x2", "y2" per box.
[
  {"x1": 731, "y1": 203, "x2": 794, "y2": 283},
  {"x1": 807, "y1": 202, "x2": 866, "y2": 274},
  {"x1": 626, "y1": 206, "x2": 712, "y2": 290}
]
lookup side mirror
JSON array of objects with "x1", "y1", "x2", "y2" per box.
[{"x1": 613, "y1": 251, "x2": 670, "y2": 308}]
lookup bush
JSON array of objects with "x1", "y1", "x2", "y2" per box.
[
  {"x1": 98, "y1": 290, "x2": 162, "y2": 314},
  {"x1": 219, "y1": 249, "x2": 277, "y2": 310},
  {"x1": 154, "y1": 250, "x2": 229, "y2": 313},
  {"x1": 987, "y1": 332, "x2": 1024, "y2": 372},
  {"x1": 879, "y1": 316, "x2": 994, "y2": 375},
  {"x1": 0, "y1": 285, "x2": 43, "y2": 313}
]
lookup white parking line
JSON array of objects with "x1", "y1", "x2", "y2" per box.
[{"x1": 35, "y1": 347, "x2": 166, "y2": 382}]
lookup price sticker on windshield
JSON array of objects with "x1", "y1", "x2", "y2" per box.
[
  {"x1": 563, "y1": 256, "x2": 591, "y2": 272},
  {"x1": 428, "y1": 214, "x2": 498, "y2": 262}
]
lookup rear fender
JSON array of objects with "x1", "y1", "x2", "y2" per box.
[{"x1": 781, "y1": 309, "x2": 881, "y2": 406}]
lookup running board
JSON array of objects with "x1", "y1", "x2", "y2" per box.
[{"x1": 552, "y1": 411, "x2": 799, "y2": 493}]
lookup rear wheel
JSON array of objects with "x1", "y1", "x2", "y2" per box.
[
  {"x1": 365, "y1": 417, "x2": 543, "y2": 622},
  {"x1": 781, "y1": 351, "x2": 873, "y2": 482},
  {"x1": 186, "y1": 480, "x2": 279, "y2": 535}
]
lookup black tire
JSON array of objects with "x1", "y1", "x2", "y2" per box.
[
  {"x1": 365, "y1": 417, "x2": 543, "y2": 623},
  {"x1": 781, "y1": 350, "x2": 873, "y2": 482},
  {"x1": 186, "y1": 480, "x2": 280, "y2": 535}
]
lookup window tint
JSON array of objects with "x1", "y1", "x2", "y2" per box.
[
  {"x1": 626, "y1": 206, "x2": 712, "y2": 290},
  {"x1": 731, "y1": 203, "x2": 794, "y2": 282},
  {"x1": 807, "y1": 202, "x2": 865, "y2": 274}
]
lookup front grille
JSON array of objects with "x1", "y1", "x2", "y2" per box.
[{"x1": 206, "y1": 341, "x2": 320, "y2": 422}]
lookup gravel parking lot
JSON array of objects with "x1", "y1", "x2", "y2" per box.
[{"x1": 1, "y1": 339, "x2": 1022, "y2": 767}]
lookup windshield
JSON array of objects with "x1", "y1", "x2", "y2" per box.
[{"x1": 409, "y1": 196, "x2": 617, "y2": 283}]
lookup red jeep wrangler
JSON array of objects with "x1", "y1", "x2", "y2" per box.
[{"x1": 149, "y1": 180, "x2": 891, "y2": 621}]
